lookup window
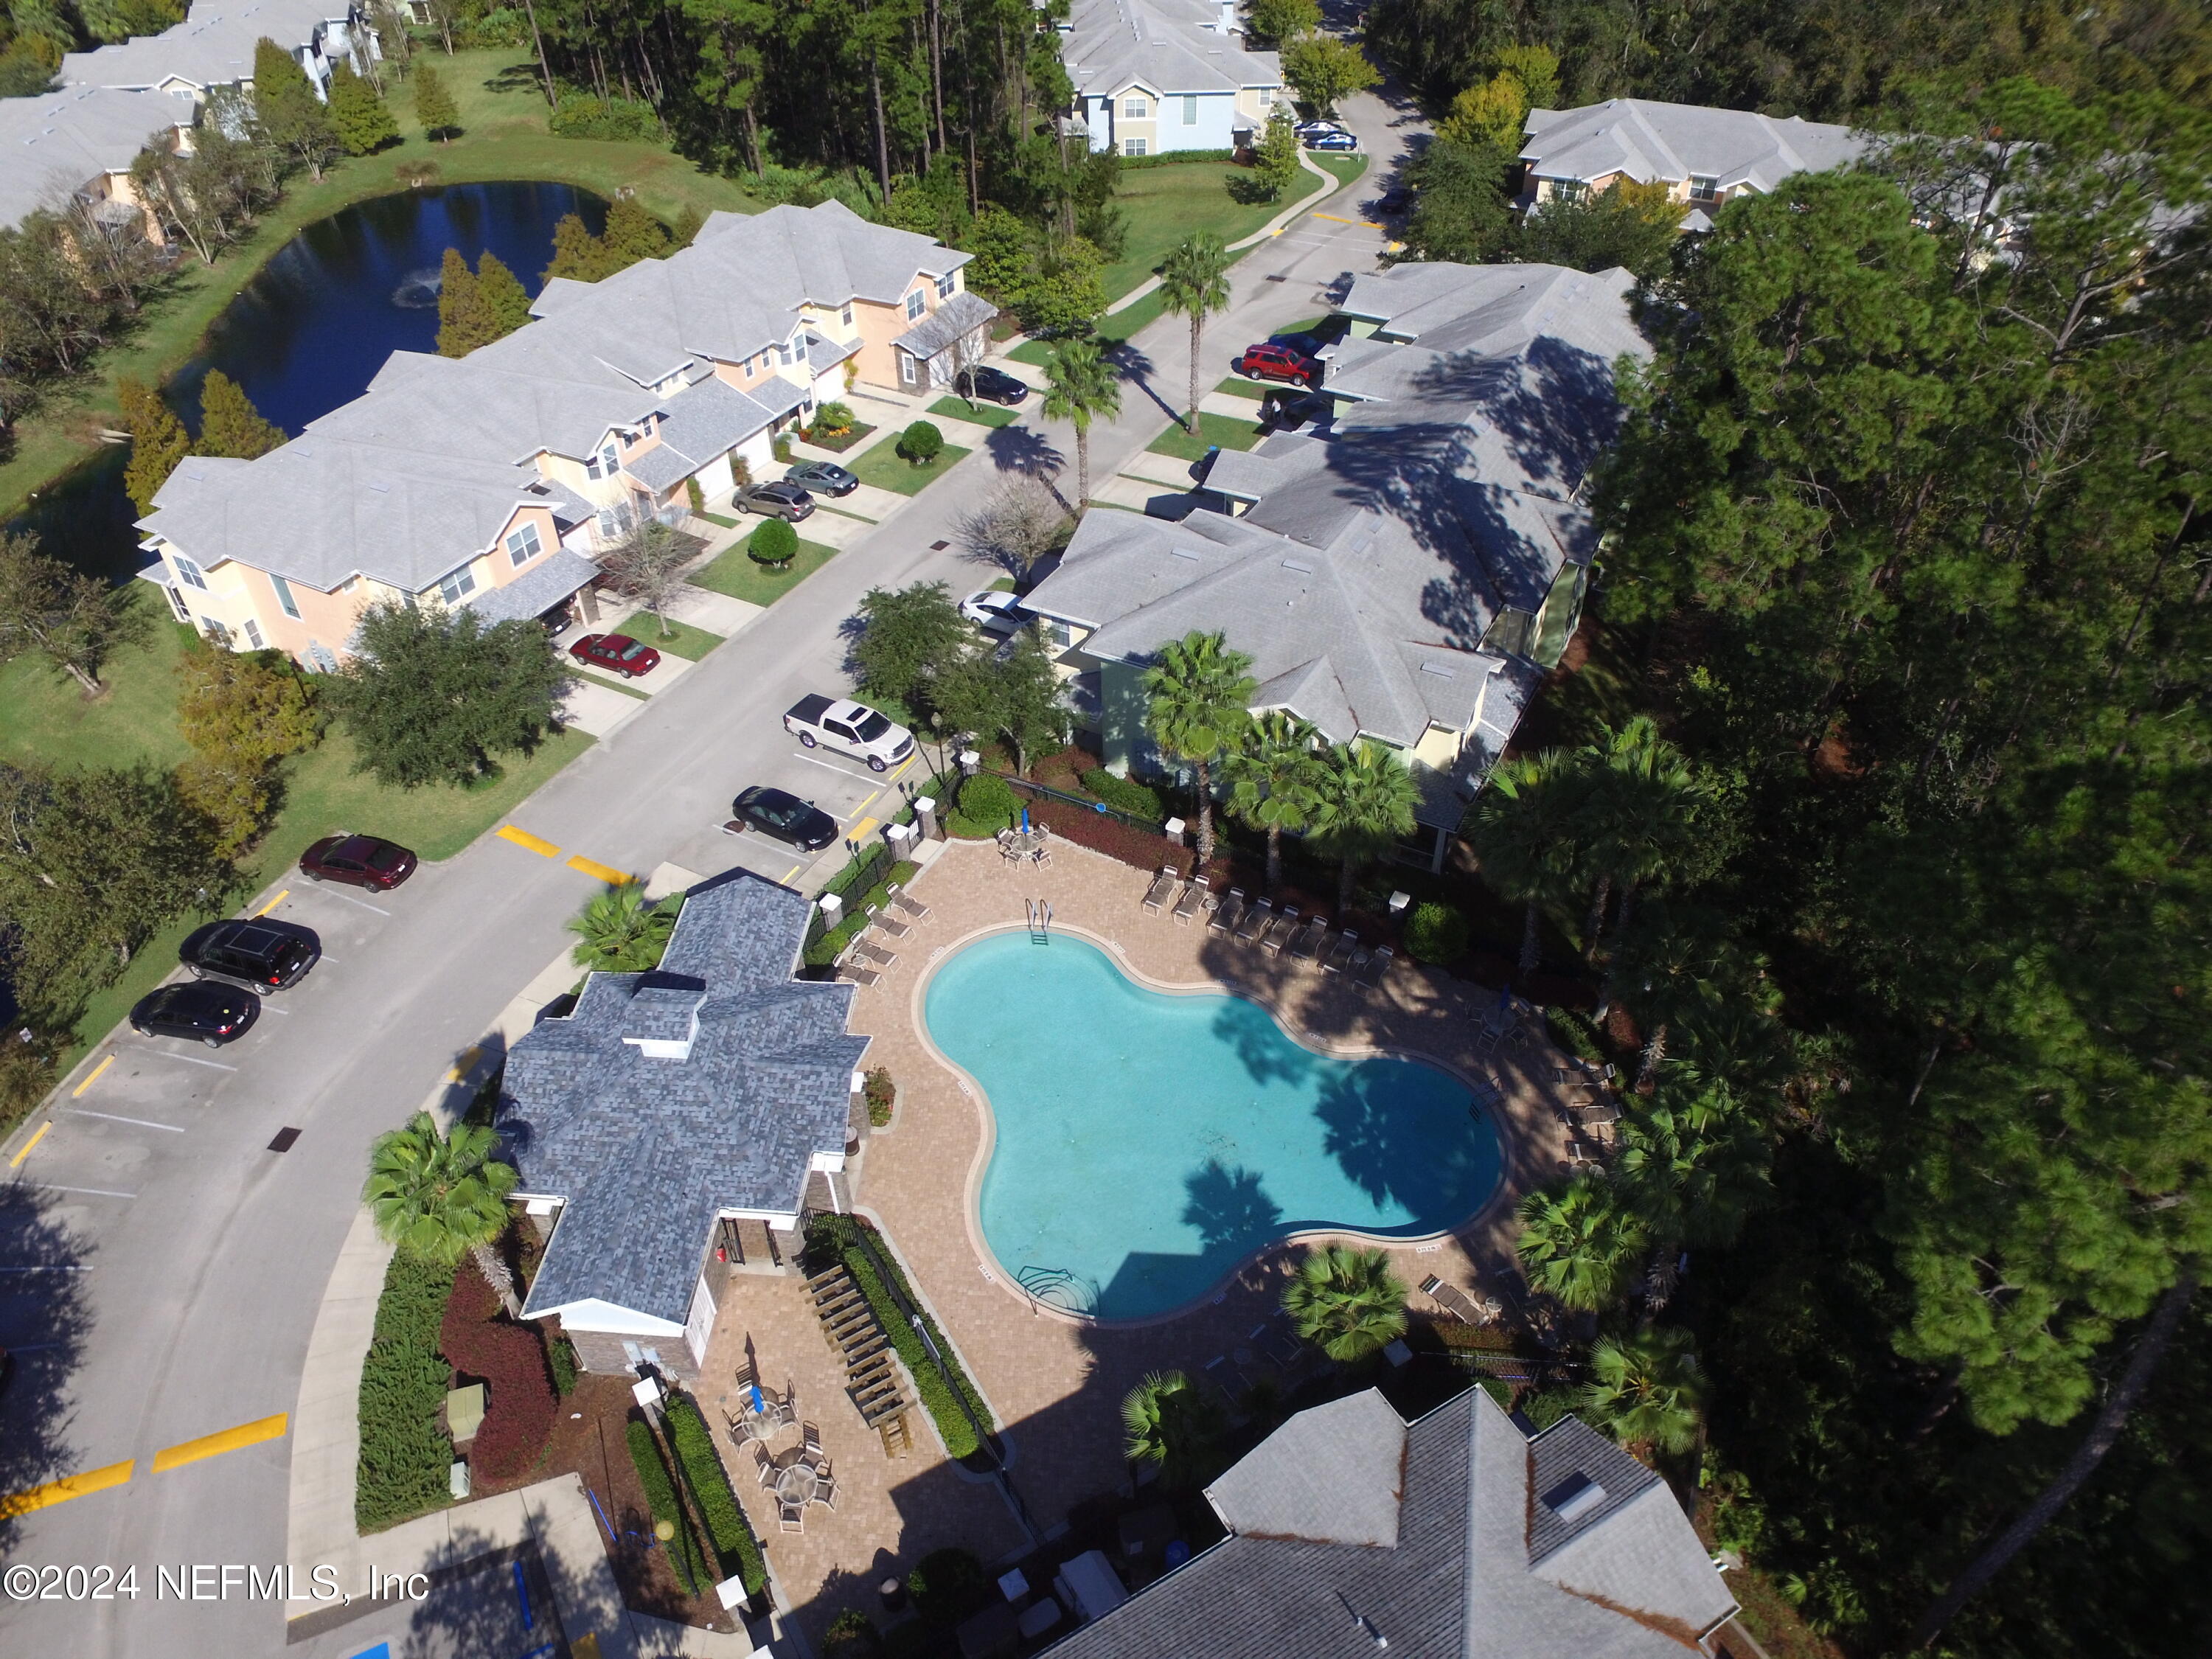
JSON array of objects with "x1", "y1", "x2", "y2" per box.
[
  {"x1": 599, "y1": 442, "x2": 619, "y2": 476},
  {"x1": 597, "y1": 508, "x2": 618, "y2": 540},
  {"x1": 899, "y1": 352, "x2": 917, "y2": 386},
  {"x1": 1124, "y1": 137, "x2": 1147, "y2": 158},
  {"x1": 585, "y1": 451, "x2": 602, "y2": 479},
  {"x1": 935, "y1": 272, "x2": 955, "y2": 299},
  {"x1": 1124, "y1": 94, "x2": 1146, "y2": 119},
  {"x1": 1183, "y1": 94, "x2": 1198, "y2": 125},
  {"x1": 270, "y1": 571, "x2": 300, "y2": 619},
  {"x1": 905, "y1": 289, "x2": 926, "y2": 321},
  {"x1": 1688, "y1": 175, "x2": 1719, "y2": 202},
  {"x1": 1550, "y1": 178, "x2": 1586, "y2": 203},
  {"x1": 777, "y1": 340, "x2": 794, "y2": 366},
  {"x1": 243, "y1": 618, "x2": 264, "y2": 649},
  {"x1": 506, "y1": 522, "x2": 541, "y2": 566},
  {"x1": 841, "y1": 303, "x2": 853, "y2": 326},
  {"x1": 172, "y1": 554, "x2": 207, "y2": 590},
  {"x1": 437, "y1": 564, "x2": 476, "y2": 604}
]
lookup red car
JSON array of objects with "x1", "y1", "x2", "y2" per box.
[
  {"x1": 568, "y1": 633, "x2": 661, "y2": 678},
  {"x1": 300, "y1": 833, "x2": 417, "y2": 891},
  {"x1": 1236, "y1": 342, "x2": 1321, "y2": 386}
]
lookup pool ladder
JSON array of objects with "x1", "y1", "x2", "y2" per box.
[
  {"x1": 1026, "y1": 898, "x2": 1053, "y2": 942},
  {"x1": 1018, "y1": 1265, "x2": 1093, "y2": 1313}
]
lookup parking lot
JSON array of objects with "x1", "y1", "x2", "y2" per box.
[{"x1": 656, "y1": 740, "x2": 936, "y2": 891}]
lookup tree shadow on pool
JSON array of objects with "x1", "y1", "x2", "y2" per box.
[
  {"x1": 1315, "y1": 1069, "x2": 1498, "y2": 1218},
  {"x1": 1180, "y1": 1158, "x2": 1284, "y2": 1252},
  {"x1": 1209, "y1": 997, "x2": 1318, "y2": 1087}
]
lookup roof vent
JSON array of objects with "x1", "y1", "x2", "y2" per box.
[
  {"x1": 1172, "y1": 548, "x2": 1202, "y2": 561},
  {"x1": 1419, "y1": 661, "x2": 1455, "y2": 678},
  {"x1": 366, "y1": 480, "x2": 389, "y2": 493},
  {"x1": 1541, "y1": 1472, "x2": 1607, "y2": 1525},
  {"x1": 1281, "y1": 557, "x2": 1314, "y2": 574}
]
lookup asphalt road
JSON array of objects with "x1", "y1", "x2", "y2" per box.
[{"x1": 0, "y1": 109, "x2": 1413, "y2": 1657}]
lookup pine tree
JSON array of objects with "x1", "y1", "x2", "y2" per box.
[
  {"x1": 542, "y1": 212, "x2": 600, "y2": 282},
  {"x1": 473, "y1": 251, "x2": 533, "y2": 340},
  {"x1": 252, "y1": 38, "x2": 337, "y2": 181},
  {"x1": 413, "y1": 62, "x2": 457, "y2": 144},
  {"x1": 669, "y1": 204, "x2": 704, "y2": 250},
  {"x1": 117, "y1": 377, "x2": 190, "y2": 515},
  {"x1": 435, "y1": 246, "x2": 494, "y2": 358},
  {"x1": 196, "y1": 369, "x2": 285, "y2": 459},
  {"x1": 598, "y1": 198, "x2": 668, "y2": 269},
  {"x1": 326, "y1": 60, "x2": 397, "y2": 156}
]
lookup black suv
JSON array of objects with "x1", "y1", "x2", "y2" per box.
[
  {"x1": 953, "y1": 366, "x2": 1029, "y2": 406},
  {"x1": 179, "y1": 918, "x2": 320, "y2": 994}
]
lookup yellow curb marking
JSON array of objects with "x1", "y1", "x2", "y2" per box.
[
  {"x1": 780, "y1": 865, "x2": 802, "y2": 883},
  {"x1": 151, "y1": 1412, "x2": 288, "y2": 1475},
  {"x1": 566, "y1": 854, "x2": 631, "y2": 886},
  {"x1": 10, "y1": 1120, "x2": 52, "y2": 1166},
  {"x1": 848, "y1": 818, "x2": 879, "y2": 842},
  {"x1": 1, "y1": 1458, "x2": 134, "y2": 1517},
  {"x1": 72, "y1": 1057, "x2": 114, "y2": 1098},
  {"x1": 446, "y1": 1046, "x2": 484, "y2": 1083},
  {"x1": 497, "y1": 825, "x2": 561, "y2": 858},
  {"x1": 254, "y1": 888, "x2": 290, "y2": 917}
]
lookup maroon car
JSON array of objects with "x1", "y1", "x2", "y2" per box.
[
  {"x1": 1236, "y1": 341, "x2": 1321, "y2": 386},
  {"x1": 300, "y1": 833, "x2": 417, "y2": 891},
  {"x1": 568, "y1": 632, "x2": 661, "y2": 678}
]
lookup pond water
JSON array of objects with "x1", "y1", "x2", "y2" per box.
[{"x1": 13, "y1": 180, "x2": 607, "y2": 585}]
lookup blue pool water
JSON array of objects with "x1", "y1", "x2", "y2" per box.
[{"x1": 923, "y1": 932, "x2": 1503, "y2": 1320}]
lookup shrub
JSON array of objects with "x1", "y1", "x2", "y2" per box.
[
  {"x1": 894, "y1": 420, "x2": 944, "y2": 465},
  {"x1": 1079, "y1": 766, "x2": 1165, "y2": 821},
  {"x1": 731, "y1": 453, "x2": 753, "y2": 487},
  {"x1": 748, "y1": 518, "x2": 799, "y2": 567},
  {"x1": 626, "y1": 1418, "x2": 708, "y2": 1596},
  {"x1": 437, "y1": 1268, "x2": 557, "y2": 1482},
  {"x1": 355, "y1": 1251, "x2": 455, "y2": 1532},
  {"x1": 685, "y1": 476, "x2": 705, "y2": 514},
  {"x1": 813, "y1": 400, "x2": 855, "y2": 437},
  {"x1": 804, "y1": 857, "x2": 919, "y2": 967},
  {"x1": 824, "y1": 1607, "x2": 882, "y2": 1655},
  {"x1": 906, "y1": 1547, "x2": 989, "y2": 1626},
  {"x1": 1545, "y1": 1005, "x2": 1607, "y2": 1064},
  {"x1": 1403, "y1": 901, "x2": 1469, "y2": 964},
  {"x1": 665, "y1": 1394, "x2": 768, "y2": 1595},
  {"x1": 956, "y1": 772, "x2": 1018, "y2": 834},
  {"x1": 548, "y1": 91, "x2": 662, "y2": 140},
  {"x1": 863, "y1": 1067, "x2": 896, "y2": 1127},
  {"x1": 546, "y1": 1328, "x2": 580, "y2": 1397}
]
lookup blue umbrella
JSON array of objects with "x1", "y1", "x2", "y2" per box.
[
  {"x1": 749, "y1": 1383, "x2": 765, "y2": 1414},
  {"x1": 1021, "y1": 805, "x2": 1031, "y2": 834}
]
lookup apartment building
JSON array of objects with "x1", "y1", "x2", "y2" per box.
[{"x1": 1058, "y1": 0, "x2": 1283, "y2": 157}]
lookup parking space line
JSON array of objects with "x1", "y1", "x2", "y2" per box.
[
  {"x1": 72, "y1": 1056, "x2": 114, "y2": 1097},
  {"x1": 306, "y1": 888, "x2": 390, "y2": 917},
  {"x1": 498, "y1": 825, "x2": 562, "y2": 858},
  {"x1": 1, "y1": 1458, "x2": 134, "y2": 1517},
  {"x1": 138, "y1": 1050, "x2": 239, "y2": 1072},
  {"x1": 790, "y1": 750, "x2": 874, "y2": 779},
  {"x1": 72, "y1": 1109, "x2": 185, "y2": 1133},
  {"x1": 254, "y1": 888, "x2": 291, "y2": 917},
  {"x1": 780, "y1": 864, "x2": 802, "y2": 883},
  {"x1": 854, "y1": 788, "x2": 883, "y2": 814},
  {"x1": 38, "y1": 1183, "x2": 137, "y2": 1200},
  {"x1": 10, "y1": 1121, "x2": 51, "y2": 1166},
  {"x1": 566, "y1": 854, "x2": 631, "y2": 885},
  {"x1": 151, "y1": 1412, "x2": 288, "y2": 1475}
]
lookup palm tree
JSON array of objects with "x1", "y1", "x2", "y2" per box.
[
  {"x1": 1610, "y1": 898, "x2": 1730, "y2": 1092},
  {"x1": 1515, "y1": 1176, "x2": 1646, "y2": 1312},
  {"x1": 1463, "y1": 747, "x2": 1586, "y2": 975},
  {"x1": 1614, "y1": 1081, "x2": 1771, "y2": 1313},
  {"x1": 1579, "y1": 1326, "x2": 1705, "y2": 1458},
  {"x1": 1156, "y1": 232, "x2": 1233, "y2": 433},
  {"x1": 567, "y1": 882, "x2": 678, "y2": 973},
  {"x1": 1575, "y1": 716, "x2": 1703, "y2": 956},
  {"x1": 1281, "y1": 1243, "x2": 1408, "y2": 1360},
  {"x1": 1305, "y1": 740, "x2": 1421, "y2": 914},
  {"x1": 364, "y1": 1110, "x2": 522, "y2": 1312},
  {"x1": 1040, "y1": 335, "x2": 1121, "y2": 507},
  {"x1": 1141, "y1": 630, "x2": 1256, "y2": 866},
  {"x1": 1222, "y1": 710, "x2": 1325, "y2": 896},
  {"x1": 1120, "y1": 1368, "x2": 1224, "y2": 1486}
]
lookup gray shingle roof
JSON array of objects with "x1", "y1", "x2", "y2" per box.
[
  {"x1": 1520, "y1": 97, "x2": 1865, "y2": 193},
  {"x1": 1206, "y1": 1390, "x2": 1407, "y2": 1547},
  {"x1": 1041, "y1": 1388, "x2": 1735, "y2": 1659},
  {"x1": 893, "y1": 289, "x2": 998, "y2": 361},
  {"x1": 0, "y1": 85, "x2": 193, "y2": 231},
  {"x1": 62, "y1": 0, "x2": 352, "y2": 93},
  {"x1": 465, "y1": 548, "x2": 600, "y2": 624},
  {"x1": 507, "y1": 872, "x2": 869, "y2": 1326},
  {"x1": 1062, "y1": 0, "x2": 1281, "y2": 97}
]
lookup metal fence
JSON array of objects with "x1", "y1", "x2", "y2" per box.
[{"x1": 982, "y1": 767, "x2": 1166, "y2": 834}]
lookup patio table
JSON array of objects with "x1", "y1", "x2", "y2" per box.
[
  {"x1": 999, "y1": 827, "x2": 1051, "y2": 863},
  {"x1": 775, "y1": 1460, "x2": 821, "y2": 1506}
]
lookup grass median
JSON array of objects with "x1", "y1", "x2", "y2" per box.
[
  {"x1": 849, "y1": 441, "x2": 972, "y2": 496},
  {"x1": 690, "y1": 537, "x2": 838, "y2": 606}
]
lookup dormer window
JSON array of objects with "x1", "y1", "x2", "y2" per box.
[
  {"x1": 935, "y1": 272, "x2": 956, "y2": 299},
  {"x1": 905, "y1": 290, "x2": 926, "y2": 321},
  {"x1": 841, "y1": 303, "x2": 853, "y2": 326},
  {"x1": 600, "y1": 442, "x2": 619, "y2": 475}
]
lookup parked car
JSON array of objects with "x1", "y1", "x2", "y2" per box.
[
  {"x1": 782, "y1": 694, "x2": 916, "y2": 772},
  {"x1": 1294, "y1": 119, "x2": 1348, "y2": 140},
  {"x1": 1304, "y1": 128, "x2": 1360, "y2": 152},
  {"x1": 952, "y1": 365, "x2": 1029, "y2": 406},
  {"x1": 734, "y1": 479, "x2": 815, "y2": 521},
  {"x1": 299, "y1": 833, "x2": 417, "y2": 891},
  {"x1": 1272, "y1": 331, "x2": 1329, "y2": 358},
  {"x1": 1374, "y1": 185, "x2": 1411, "y2": 215},
  {"x1": 1235, "y1": 342, "x2": 1321, "y2": 387},
  {"x1": 568, "y1": 632, "x2": 662, "y2": 678},
  {"x1": 959, "y1": 589, "x2": 1029, "y2": 634},
  {"x1": 1262, "y1": 391, "x2": 1335, "y2": 431},
  {"x1": 178, "y1": 918, "x2": 320, "y2": 995},
  {"x1": 783, "y1": 459, "x2": 858, "y2": 497},
  {"x1": 729, "y1": 785, "x2": 839, "y2": 851},
  {"x1": 131, "y1": 981, "x2": 259, "y2": 1048}
]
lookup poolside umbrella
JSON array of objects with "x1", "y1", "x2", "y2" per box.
[
  {"x1": 1021, "y1": 805, "x2": 1032, "y2": 834},
  {"x1": 749, "y1": 1383, "x2": 765, "y2": 1414}
]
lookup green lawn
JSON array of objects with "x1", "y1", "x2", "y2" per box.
[
  {"x1": 1100, "y1": 163, "x2": 1284, "y2": 299},
  {"x1": 1148, "y1": 411, "x2": 1266, "y2": 462},
  {"x1": 690, "y1": 538, "x2": 838, "y2": 605},
  {"x1": 928, "y1": 396, "x2": 1020, "y2": 428},
  {"x1": 1307, "y1": 151, "x2": 1371, "y2": 195},
  {"x1": 1214, "y1": 376, "x2": 1270, "y2": 400},
  {"x1": 613, "y1": 612, "x2": 723, "y2": 661},
  {"x1": 0, "y1": 595, "x2": 196, "y2": 773},
  {"x1": 696, "y1": 510, "x2": 740, "y2": 529},
  {"x1": 1098, "y1": 288, "x2": 1172, "y2": 346},
  {"x1": 0, "y1": 47, "x2": 763, "y2": 520},
  {"x1": 849, "y1": 442, "x2": 973, "y2": 496},
  {"x1": 1008, "y1": 338, "x2": 1057, "y2": 368}
]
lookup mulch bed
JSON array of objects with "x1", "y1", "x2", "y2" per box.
[{"x1": 802, "y1": 422, "x2": 874, "y2": 452}]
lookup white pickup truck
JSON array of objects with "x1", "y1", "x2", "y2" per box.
[{"x1": 782, "y1": 695, "x2": 916, "y2": 773}]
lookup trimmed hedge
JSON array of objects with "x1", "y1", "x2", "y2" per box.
[
  {"x1": 666, "y1": 1394, "x2": 768, "y2": 1596},
  {"x1": 627, "y1": 1418, "x2": 709, "y2": 1596},
  {"x1": 953, "y1": 772, "x2": 1019, "y2": 836},
  {"x1": 549, "y1": 91, "x2": 662, "y2": 140},
  {"x1": 547, "y1": 1328, "x2": 580, "y2": 1397},
  {"x1": 438, "y1": 1267, "x2": 557, "y2": 1482},
  {"x1": 906, "y1": 1546, "x2": 990, "y2": 1626},
  {"x1": 806, "y1": 858, "x2": 919, "y2": 967},
  {"x1": 355, "y1": 1251, "x2": 456, "y2": 1533},
  {"x1": 1545, "y1": 1005, "x2": 1607, "y2": 1065},
  {"x1": 1079, "y1": 766, "x2": 1166, "y2": 821},
  {"x1": 1404, "y1": 901, "x2": 1469, "y2": 964},
  {"x1": 1118, "y1": 146, "x2": 1239, "y2": 167},
  {"x1": 894, "y1": 420, "x2": 944, "y2": 464}
]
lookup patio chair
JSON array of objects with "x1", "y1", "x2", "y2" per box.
[
  {"x1": 1290, "y1": 916, "x2": 1329, "y2": 961},
  {"x1": 802, "y1": 1420, "x2": 822, "y2": 1456},
  {"x1": 1234, "y1": 897, "x2": 1273, "y2": 943},
  {"x1": 864, "y1": 903, "x2": 911, "y2": 939},
  {"x1": 886, "y1": 883, "x2": 929, "y2": 920},
  {"x1": 779, "y1": 1500, "x2": 806, "y2": 1534},
  {"x1": 1261, "y1": 906, "x2": 1300, "y2": 956},
  {"x1": 1253, "y1": 1321, "x2": 1303, "y2": 1369},
  {"x1": 854, "y1": 938, "x2": 897, "y2": 968},
  {"x1": 1419, "y1": 1275, "x2": 1494, "y2": 1326},
  {"x1": 1172, "y1": 874, "x2": 1210, "y2": 925},
  {"x1": 1208, "y1": 888, "x2": 1247, "y2": 936},
  {"x1": 1324, "y1": 929, "x2": 1359, "y2": 973},
  {"x1": 1565, "y1": 1137, "x2": 1600, "y2": 1165},
  {"x1": 1353, "y1": 945, "x2": 1394, "y2": 988},
  {"x1": 814, "y1": 1475, "x2": 838, "y2": 1512},
  {"x1": 838, "y1": 959, "x2": 882, "y2": 987},
  {"x1": 1141, "y1": 866, "x2": 1178, "y2": 913},
  {"x1": 752, "y1": 1442, "x2": 777, "y2": 1489}
]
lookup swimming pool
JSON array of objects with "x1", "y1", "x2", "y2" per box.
[{"x1": 922, "y1": 931, "x2": 1503, "y2": 1320}]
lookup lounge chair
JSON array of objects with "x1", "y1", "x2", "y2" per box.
[
  {"x1": 1234, "y1": 897, "x2": 1273, "y2": 943},
  {"x1": 1353, "y1": 945, "x2": 1393, "y2": 988},
  {"x1": 1420, "y1": 1275, "x2": 1494, "y2": 1326},
  {"x1": 854, "y1": 938, "x2": 897, "y2": 967},
  {"x1": 1261, "y1": 906, "x2": 1300, "y2": 956},
  {"x1": 1141, "y1": 866, "x2": 1178, "y2": 913},
  {"x1": 1324, "y1": 929, "x2": 1359, "y2": 973},
  {"x1": 1172, "y1": 874, "x2": 1210, "y2": 925},
  {"x1": 838, "y1": 959, "x2": 882, "y2": 987},
  {"x1": 1290, "y1": 916, "x2": 1329, "y2": 961},
  {"x1": 801, "y1": 1421, "x2": 822, "y2": 1455},
  {"x1": 886, "y1": 883, "x2": 929, "y2": 920},
  {"x1": 1208, "y1": 888, "x2": 1247, "y2": 936},
  {"x1": 1254, "y1": 1321, "x2": 1303, "y2": 1368},
  {"x1": 865, "y1": 903, "x2": 911, "y2": 939}
]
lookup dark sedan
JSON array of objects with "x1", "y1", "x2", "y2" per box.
[
  {"x1": 728, "y1": 785, "x2": 839, "y2": 851},
  {"x1": 131, "y1": 981, "x2": 259, "y2": 1048},
  {"x1": 783, "y1": 459, "x2": 859, "y2": 496},
  {"x1": 300, "y1": 832, "x2": 417, "y2": 891},
  {"x1": 734, "y1": 479, "x2": 815, "y2": 521},
  {"x1": 180, "y1": 917, "x2": 320, "y2": 994},
  {"x1": 953, "y1": 365, "x2": 1029, "y2": 406},
  {"x1": 569, "y1": 632, "x2": 662, "y2": 678}
]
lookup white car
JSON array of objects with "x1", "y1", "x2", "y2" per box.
[{"x1": 959, "y1": 589, "x2": 1029, "y2": 635}]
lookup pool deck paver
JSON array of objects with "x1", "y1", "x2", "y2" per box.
[{"x1": 838, "y1": 837, "x2": 1575, "y2": 1566}]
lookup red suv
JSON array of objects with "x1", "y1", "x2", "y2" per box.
[
  {"x1": 300, "y1": 833, "x2": 417, "y2": 891},
  {"x1": 1236, "y1": 342, "x2": 1321, "y2": 386},
  {"x1": 569, "y1": 633, "x2": 661, "y2": 678}
]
